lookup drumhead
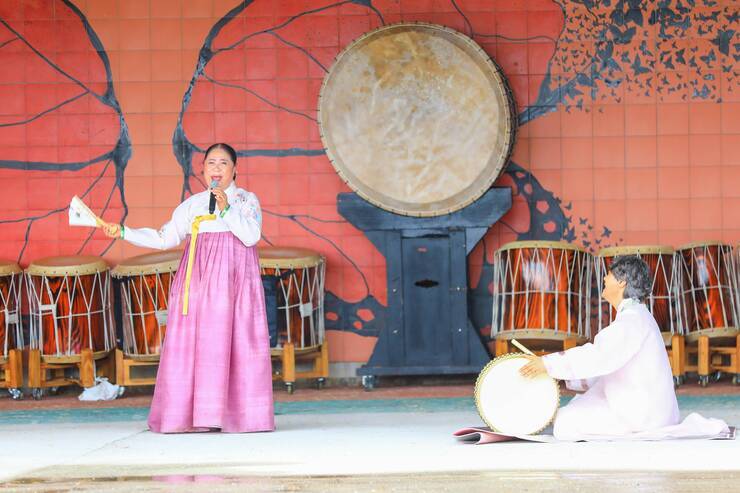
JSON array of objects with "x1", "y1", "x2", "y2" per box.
[
  {"x1": 258, "y1": 247, "x2": 323, "y2": 269},
  {"x1": 0, "y1": 259, "x2": 21, "y2": 276},
  {"x1": 26, "y1": 255, "x2": 108, "y2": 276},
  {"x1": 497, "y1": 240, "x2": 586, "y2": 253},
  {"x1": 111, "y1": 250, "x2": 183, "y2": 277},
  {"x1": 319, "y1": 22, "x2": 516, "y2": 217},
  {"x1": 474, "y1": 353, "x2": 560, "y2": 436},
  {"x1": 598, "y1": 245, "x2": 674, "y2": 257}
]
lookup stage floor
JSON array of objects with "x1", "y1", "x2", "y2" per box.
[{"x1": 1, "y1": 390, "x2": 739, "y2": 492}]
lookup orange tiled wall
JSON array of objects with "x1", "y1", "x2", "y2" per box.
[{"x1": 0, "y1": 0, "x2": 737, "y2": 363}]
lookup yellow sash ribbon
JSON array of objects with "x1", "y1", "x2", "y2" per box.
[{"x1": 182, "y1": 213, "x2": 217, "y2": 315}]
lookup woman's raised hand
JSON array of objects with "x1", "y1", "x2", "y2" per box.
[
  {"x1": 102, "y1": 222, "x2": 121, "y2": 238},
  {"x1": 211, "y1": 187, "x2": 229, "y2": 212}
]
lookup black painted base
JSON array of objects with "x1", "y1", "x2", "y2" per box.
[{"x1": 337, "y1": 188, "x2": 512, "y2": 380}]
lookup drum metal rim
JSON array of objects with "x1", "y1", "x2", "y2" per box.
[
  {"x1": 258, "y1": 246, "x2": 325, "y2": 269},
  {"x1": 0, "y1": 259, "x2": 22, "y2": 276},
  {"x1": 26, "y1": 256, "x2": 109, "y2": 276},
  {"x1": 677, "y1": 241, "x2": 729, "y2": 251},
  {"x1": 497, "y1": 240, "x2": 586, "y2": 253},
  {"x1": 474, "y1": 352, "x2": 560, "y2": 435},
  {"x1": 111, "y1": 250, "x2": 183, "y2": 277},
  {"x1": 318, "y1": 21, "x2": 517, "y2": 217},
  {"x1": 598, "y1": 245, "x2": 674, "y2": 257}
]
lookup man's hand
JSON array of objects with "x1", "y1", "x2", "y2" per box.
[{"x1": 519, "y1": 355, "x2": 548, "y2": 379}]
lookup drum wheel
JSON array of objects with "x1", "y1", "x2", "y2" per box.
[
  {"x1": 32, "y1": 388, "x2": 43, "y2": 400},
  {"x1": 316, "y1": 378, "x2": 326, "y2": 390},
  {"x1": 285, "y1": 382, "x2": 294, "y2": 395},
  {"x1": 673, "y1": 376, "x2": 683, "y2": 387},
  {"x1": 732, "y1": 375, "x2": 739, "y2": 386},
  {"x1": 699, "y1": 375, "x2": 710, "y2": 387},
  {"x1": 362, "y1": 375, "x2": 376, "y2": 391},
  {"x1": 8, "y1": 388, "x2": 22, "y2": 400}
]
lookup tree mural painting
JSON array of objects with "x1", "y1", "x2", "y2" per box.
[
  {"x1": 0, "y1": 0, "x2": 736, "y2": 355},
  {"x1": 0, "y1": 0, "x2": 130, "y2": 264},
  {"x1": 169, "y1": 0, "x2": 567, "y2": 343}
]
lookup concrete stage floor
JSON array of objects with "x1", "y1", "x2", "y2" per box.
[{"x1": 1, "y1": 384, "x2": 738, "y2": 492}]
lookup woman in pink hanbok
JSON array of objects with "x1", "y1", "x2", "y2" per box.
[{"x1": 104, "y1": 143, "x2": 274, "y2": 433}]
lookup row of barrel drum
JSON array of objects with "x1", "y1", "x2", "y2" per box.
[
  {"x1": 0, "y1": 247, "x2": 327, "y2": 398},
  {"x1": 490, "y1": 241, "x2": 740, "y2": 386}
]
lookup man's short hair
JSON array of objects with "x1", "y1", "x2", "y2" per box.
[{"x1": 610, "y1": 255, "x2": 652, "y2": 300}]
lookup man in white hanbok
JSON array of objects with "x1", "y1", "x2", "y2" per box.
[{"x1": 520, "y1": 255, "x2": 730, "y2": 441}]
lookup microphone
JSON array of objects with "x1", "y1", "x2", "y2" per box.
[{"x1": 208, "y1": 179, "x2": 217, "y2": 214}]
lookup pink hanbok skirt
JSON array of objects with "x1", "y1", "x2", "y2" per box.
[{"x1": 147, "y1": 231, "x2": 274, "y2": 433}]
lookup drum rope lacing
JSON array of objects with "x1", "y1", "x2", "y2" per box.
[{"x1": 1, "y1": 271, "x2": 22, "y2": 356}]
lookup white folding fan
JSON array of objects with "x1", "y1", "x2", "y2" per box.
[{"x1": 68, "y1": 195, "x2": 104, "y2": 228}]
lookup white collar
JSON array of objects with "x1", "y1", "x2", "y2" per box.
[{"x1": 617, "y1": 298, "x2": 641, "y2": 313}]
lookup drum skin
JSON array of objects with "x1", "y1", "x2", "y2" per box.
[
  {"x1": 493, "y1": 241, "x2": 591, "y2": 338},
  {"x1": 318, "y1": 22, "x2": 516, "y2": 217},
  {"x1": 475, "y1": 353, "x2": 560, "y2": 436}
]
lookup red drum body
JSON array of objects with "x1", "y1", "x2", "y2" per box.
[
  {"x1": 25, "y1": 256, "x2": 114, "y2": 357},
  {"x1": 112, "y1": 251, "x2": 182, "y2": 357},
  {"x1": 676, "y1": 242, "x2": 739, "y2": 341},
  {"x1": 492, "y1": 241, "x2": 592, "y2": 343},
  {"x1": 597, "y1": 246, "x2": 680, "y2": 335},
  {"x1": 0, "y1": 261, "x2": 22, "y2": 358}
]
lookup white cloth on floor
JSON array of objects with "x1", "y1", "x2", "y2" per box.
[
  {"x1": 542, "y1": 298, "x2": 729, "y2": 441},
  {"x1": 78, "y1": 377, "x2": 124, "y2": 401},
  {"x1": 454, "y1": 416, "x2": 734, "y2": 444}
]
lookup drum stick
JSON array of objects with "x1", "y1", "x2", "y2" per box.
[{"x1": 511, "y1": 339, "x2": 535, "y2": 356}]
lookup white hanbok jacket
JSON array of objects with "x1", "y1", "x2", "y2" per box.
[
  {"x1": 543, "y1": 298, "x2": 681, "y2": 440},
  {"x1": 122, "y1": 182, "x2": 262, "y2": 250}
]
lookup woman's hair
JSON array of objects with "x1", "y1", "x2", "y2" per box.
[
  {"x1": 204, "y1": 142, "x2": 237, "y2": 165},
  {"x1": 610, "y1": 255, "x2": 651, "y2": 300}
]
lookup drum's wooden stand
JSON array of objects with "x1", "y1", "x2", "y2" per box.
[
  {"x1": 271, "y1": 341, "x2": 330, "y2": 394},
  {"x1": 0, "y1": 350, "x2": 23, "y2": 399},
  {"x1": 683, "y1": 331, "x2": 740, "y2": 386},
  {"x1": 339, "y1": 189, "x2": 511, "y2": 389},
  {"x1": 493, "y1": 334, "x2": 582, "y2": 357},
  {"x1": 28, "y1": 349, "x2": 115, "y2": 399},
  {"x1": 114, "y1": 349, "x2": 159, "y2": 387},
  {"x1": 664, "y1": 333, "x2": 687, "y2": 386}
]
